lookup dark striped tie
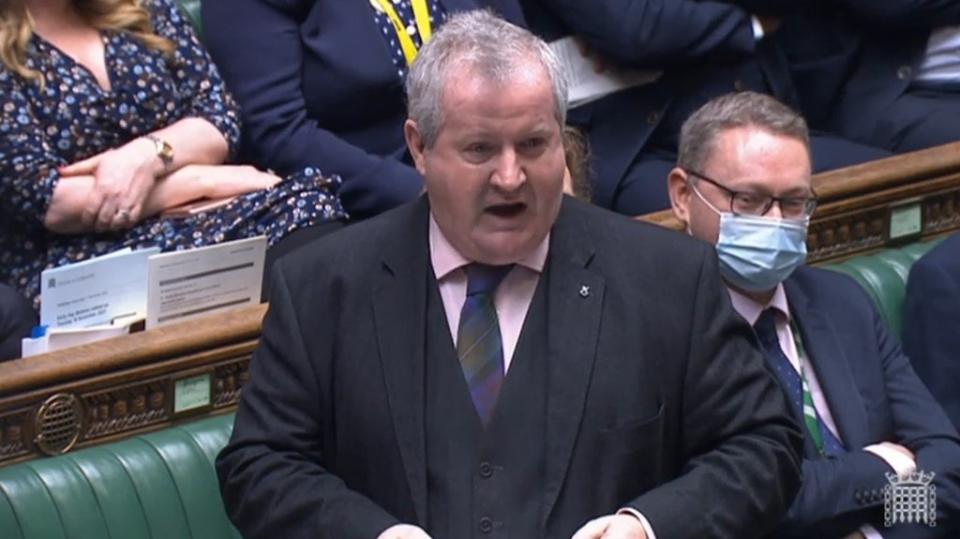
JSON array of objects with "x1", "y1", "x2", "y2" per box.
[
  {"x1": 458, "y1": 264, "x2": 513, "y2": 426},
  {"x1": 755, "y1": 308, "x2": 845, "y2": 456}
]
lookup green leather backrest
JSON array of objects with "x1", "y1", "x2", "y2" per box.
[
  {"x1": 176, "y1": 0, "x2": 203, "y2": 37},
  {"x1": 821, "y1": 238, "x2": 945, "y2": 339},
  {"x1": 0, "y1": 414, "x2": 240, "y2": 539}
]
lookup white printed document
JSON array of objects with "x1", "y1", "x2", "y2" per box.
[
  {"x1": 21, "y1": 323, "x2": 135, "y2": 357},
  {"x1": 549, "y1": 36, "x2": 662, "y2": 108},
  {"x1": 146, "y1": 236, "x2": 266, "y2": 329},
  {"x1": 40, "y1": 247, "x2": 159, "y2": 329}
]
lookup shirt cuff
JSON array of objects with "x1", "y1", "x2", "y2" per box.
[
  {"x1": 750, "y1": 15, "x2": 765, "y2": 41},
  {"x1": 864, "y1": 444, "x2": 917, "y2": 478},
  {"x1": 861, "y1": 523, "x2": 884, "y2": 539},
  {"x1": 618, "y1": 507, "x2": 657, "y2": 539}
]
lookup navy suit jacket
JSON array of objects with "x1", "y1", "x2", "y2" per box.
[
  {"x1": 518, "y1": 0, "x2": 799, "y2": 209},
  {"x1": 778, "y1": 1, "x2": 960, "y2": 146},
  {"x1": 774, "y1": 266, "x2": 960, "y2": 538},
  {"x1": 201, "y1": 0, "x2": 525, "y2": 219},
  {"x1": 903, "y1": 235, "x2": 960, "y2": 433}
]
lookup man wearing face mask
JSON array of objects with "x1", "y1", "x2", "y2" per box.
[{"x1": 669, "y1": 91, "x2": 960, "y2": 539}]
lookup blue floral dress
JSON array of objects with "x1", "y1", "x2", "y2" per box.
[{"x1": 0, "y1": 0, "x2": 346, "y2": 309}]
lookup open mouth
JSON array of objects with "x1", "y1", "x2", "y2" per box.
[{"x1": 485, "y1": 202, "x2": 527, "y2": 219}]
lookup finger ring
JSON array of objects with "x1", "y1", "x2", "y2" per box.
[{"x1": 116, "y1": 209, "x2": 131, "y2": 220}]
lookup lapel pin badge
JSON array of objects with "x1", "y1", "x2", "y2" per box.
[{"x1": 579, "y1": 285, "x2": 590, "y2": 298}]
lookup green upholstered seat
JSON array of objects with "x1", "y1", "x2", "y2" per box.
[
  {"x1": 0, "y1": 414, "x2": 240, "y2": 539},
  {"x1": 176, "y1": 0, "x2": 203, "y2": 37},
  {"x1": 821, "y1": 238, "x2": 945, "y2": 338}
]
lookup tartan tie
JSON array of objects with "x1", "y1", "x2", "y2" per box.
[
  {"x1": 458, "y1": 263, "x2": 513, "y2": 426},
  {"x1": 755, "y1": 309, "x2": 845, "y2": 456}
]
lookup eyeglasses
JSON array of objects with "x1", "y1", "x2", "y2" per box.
[{"x1": 685, "y1": 169, "x2": 818, "y2": 219}]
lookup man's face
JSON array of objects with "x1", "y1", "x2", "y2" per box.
[
  {"x1": 405, "y1": 63, "x2": 566, "y2": 265},
  {"x1": 669, "y1": 126, "x2": 813, "y2": 246}
]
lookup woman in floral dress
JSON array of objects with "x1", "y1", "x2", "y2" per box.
[{"x1": 0, "y1": 0, "x2": 346, "y2": 310}]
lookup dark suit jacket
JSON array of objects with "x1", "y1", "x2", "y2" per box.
[
  {"x1": 0, "y1": 284, "x2": 33, "y2": 361},
  {"x1": 216, "y1": 196, "x2": 803, "y2": 538},
  {"x1": 774, "y1": 266, "x2": 960, "y2": 538},
  {"x1": 903, "y1": 235, "x2": 960, "y2": 433},
  {"x1": 200, "y1": 0, "x2": 525, "y2": 218},
  {"x1": 519, "y1": 0, "x2": 797, "y2": 209}
]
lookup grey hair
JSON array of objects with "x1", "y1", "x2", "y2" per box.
[
  {"x1": 677, "y1": 91, "x2": 810, "y2": 172},
  {"x1": 405, "y1": 9, "x2": 569, "y2": 147}
]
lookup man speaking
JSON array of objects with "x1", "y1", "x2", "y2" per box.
[{"x1": 216, "y1": 10, "x2": 802, "y2": 539}]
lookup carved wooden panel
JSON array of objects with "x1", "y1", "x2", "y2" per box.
[
  {"x1": 84, "y1": 380, "x2": 169, "y2": 440},
  {"x1": 923, "y1": 189, "x2": 960, "y2": 234},
  {"x1": 0, "y1": 354, "x2": 251, "y2": 466},
  {"x1": 808, "y1": 208, "x2": 888, "y2": 262},
  {"x1": 807, "y1": 184, "x2": 960, "y2": 263},
  {"x1": 213, "y1": 360, "x2": 249, "y2": 409},
  {"x1": 0, "y1": 305, "x2": 264, "y2": 466},
  {"x1": 0, "y1": 409, "x2": 31, "y2": 462}
]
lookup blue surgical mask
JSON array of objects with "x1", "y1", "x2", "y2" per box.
[
  {"x1": 715, "y1": 212, "x2": 809, "y2": 291},
  {"x1": 691, "y1": 186, "x2": 809, "y2": 291}
]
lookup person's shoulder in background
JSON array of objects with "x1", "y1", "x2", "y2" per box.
[
  {"x1": 0, "y1": 284, "x2": 36, "y2": 362},
  {"x1": 902, "y1": 234, "x2": 960, "y2": 431}
]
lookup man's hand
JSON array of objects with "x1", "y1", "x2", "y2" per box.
[
  {"x1": 377, "y1": 524, "x2": 433, "y2": 539},
  {"x1": 878, "y1": 441, "x2": 916, "y2": 462},
  {"x1": 571, "y1": 515, "x2": 648, "y2": 539}
]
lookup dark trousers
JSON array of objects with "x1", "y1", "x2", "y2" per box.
[{"x1": 870, "y1": 89, "x2": 960, "y2": 153}]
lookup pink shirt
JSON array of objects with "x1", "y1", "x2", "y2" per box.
[{"x1": 429, "y1": 216, "x2": 547, "y2": 370}]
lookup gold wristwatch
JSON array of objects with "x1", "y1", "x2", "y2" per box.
[{"x1": 144, "y1": 134, "x2": 174, "y2": 171}]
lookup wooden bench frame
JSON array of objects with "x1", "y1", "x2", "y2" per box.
[{"x1": 0, "y1": 305, "x2": 265, "y2": 466}]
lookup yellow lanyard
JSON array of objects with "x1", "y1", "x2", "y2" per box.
[{"x1": 370, "y1": 0, "x2": 433, "y2": 66}]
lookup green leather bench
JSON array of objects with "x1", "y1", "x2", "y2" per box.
[
  {"x1": 177, "y1": 0, "x2": 202, "y2": 37},
  {"x1": 822, "y1": 238, "x2": 944, "y2": 339},
  {"x1": 0, "y1": 237, "x2": 950, "y2": 537},
  {"x1": 0, "y1": 414, "x2": 239, "y2": 538}
]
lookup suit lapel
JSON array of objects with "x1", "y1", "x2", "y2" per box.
[
  {"x1": 785, "y1": 276, "x2": 870, "y2": 449},
  {"x1": 541, "y1": 201, "x2": 605, "y2": 526},
  {"x1": 372, "y1": 199, "x2": 431, "y2": 525}
]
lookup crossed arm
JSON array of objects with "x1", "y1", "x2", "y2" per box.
[{"x1": 42, "y1": 114, "x2": 287, "y2": 235}]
